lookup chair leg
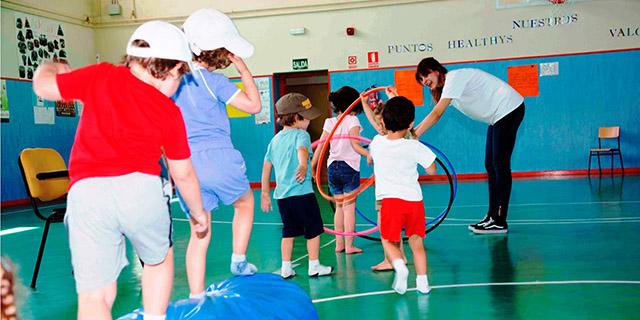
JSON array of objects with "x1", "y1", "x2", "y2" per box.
[
  {"x1": 610, "y1": 153, "x2": 614, "y2": 176},
  {"x1": 588, "y1": 153, "x2": 592, "y2": 176},
  {"x1": 619, "y1": 152, "x2": 624, "y2": 176},
  {"x1": 597, "y1": 153, "x2": 602, "y2": 176},
  {"x1": 31, "y1": 220, "x2": 52, "y2": 289}
]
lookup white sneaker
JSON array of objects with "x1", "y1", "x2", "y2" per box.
[
  {"x1": 308, "y1": 264, "x2": 333, "y2": 277},
  {"x1": 281, "y1": 268, "x2": 296, "y2": 279}
]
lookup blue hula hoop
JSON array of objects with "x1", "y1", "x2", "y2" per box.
[{"x1": 331, "y1": 141, "x2": 457, "y2": 241}]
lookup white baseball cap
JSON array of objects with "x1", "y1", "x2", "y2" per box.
[
  {"x1": 126, "y1": 20, "x2": 192, "y2": 62},
  {"x1": 182, "y1": 8, "x2": 255, "y2": 58}
]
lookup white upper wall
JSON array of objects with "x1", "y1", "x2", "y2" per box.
[
  {"x1": 2, "y1": 0, "x2": 96, "y2": 21},
  {"x1": 1, "y1": 7, "x2": 96, "y2": 78},
  {"x1": 94, "y1": 0, "x2": 640, "y2": 76},
  {"x1": 2, "y1": 0, "x2": 639, "y2": 78}
]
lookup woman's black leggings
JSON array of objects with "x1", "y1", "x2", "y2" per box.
[{"x1": 485, "y1": 103, "x2": 525, "y2": 225}]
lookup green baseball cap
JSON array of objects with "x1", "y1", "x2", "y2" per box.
[{"x1": 275, "y1": 93, "x2": 322, "y2": 120}]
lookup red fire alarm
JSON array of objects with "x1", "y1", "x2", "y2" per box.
[{"x1": 346, "y1": 27, "x2": 355, "y2": 36}]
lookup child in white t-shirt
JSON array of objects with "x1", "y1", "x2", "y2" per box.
[
  {"x1": 368, "y1": 96, "x2": 437, "y2": 294},
  {"x1": 361, "y1": 87, "x2": 410, "y2": 271},
  {"x1": 312, "y1": 86, "x2": 368, "y2": 254}
]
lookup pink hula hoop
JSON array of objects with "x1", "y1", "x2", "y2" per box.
[
  {"x1": 323, "y1": 225, "x2": 379, "y2": 237},
  {"x1": 313, "y1": 132, "x2": 378, "y2": 236},
  {"x1": 311, "y1": 134, "x2": 372, "y2": 150}
]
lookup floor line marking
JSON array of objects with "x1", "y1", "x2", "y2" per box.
[
  {"x1": 439, "y1": 216, "x2": 640, "y2": 222},
  {"x1": 0, "y1": 227, "x2": 39, "y2": 236},
  {"x1": 167, "y1": 198, "x2": 640, "y2": 207},
  {"x1": 172, "y1": 218, "x2": 283, "y2": 226},
  {"x1": 4, "y1": 200, "x2": 638, "y2": 216},
  {"x1": 171, "y1": 218, "x2": 640, "y2": 227},
  {"x1": 292, "y1": 239, "x2": 336, "y2": 265},
  {"x1": 431, "y1": 200, "x2": 640, "y2": 209},
  {"x1": 440, "y1": 220, "x2": 640, "y2": 226},
  {"x1": 269, "y1": 239, "x2": 336, "y2": 275},
  {"x1": 312, "y1": 280, "x2": 640, "y2": 303}
]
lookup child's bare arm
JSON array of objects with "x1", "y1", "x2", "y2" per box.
[
  {"x1": 33, "y1": 61, "x2": 71, "y2": 101},
  {"x1": 348, "y1": 126, "x2": 369, "y2": 157},
  {"x1": 296, "y1": 147, "x2": 309, "y2": 183},
  {"x1": 260, "y1": 161, "x2": 273, "y2": 212},
  {"x1": 361, "y1": 94, "x2": 384, "y2": 134},
  {"x1": 311, "y1": 131, "x2": 328, "y2": 172},
  {"x1": 227, "y1": 54, "x2": 261, "y2": 114},
  {"x1": 425, "y1": 162, "x2": 437, "y2": 175},
  {"x1": 166, "y1": 158, "x2": 209, "y2": 233}
]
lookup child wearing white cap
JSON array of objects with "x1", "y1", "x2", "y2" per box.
[
  {"x1": 172, "y1": 8, "x2": 261, "y2": 299},
  {"x1": 32, "y1": 21, "x2": 208, "y2": 320}
]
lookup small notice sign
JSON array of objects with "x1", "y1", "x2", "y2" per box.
[
  {"x1": 507, "y1": 64, "x2": 539, "y2": 97},
  {"x1": 292, "y1": 58, "x2": 308, "y2": 70},
  {"x1": 367, "y1": 51, "x2": 379, "y2": 68},
  {"x1": 540, "y1": 62, "x2": 559, "y2": 77},
  {"x1": 348, "y1": 55, "x2": 357, "y2": 69},
  {"x1": 55, "y1": 100, "x2": 76, "y2": 117}
]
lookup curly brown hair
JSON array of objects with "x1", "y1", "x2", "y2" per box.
[
  {"x1": 194, "y1": 48, "x2": 232, "y2": 71},
  {"x1": 122, "y1": 40, "x2": 189, "y2": 80}
]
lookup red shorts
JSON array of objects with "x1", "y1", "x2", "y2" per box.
[{"x1": 380, "y1": 198, "x2": 426, "y2": 242}]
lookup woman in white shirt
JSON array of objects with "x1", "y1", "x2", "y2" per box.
[{"x1": 414, "y1": 57, "x2": 525, "y2": 234}]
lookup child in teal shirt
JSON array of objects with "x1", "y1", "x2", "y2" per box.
[{"x1": 260, "y1": 93, "x2": 333, "y2": 279}]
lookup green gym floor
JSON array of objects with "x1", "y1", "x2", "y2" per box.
[{"x1": 1, "y1": 175, "x2": 639, "y2": 319}]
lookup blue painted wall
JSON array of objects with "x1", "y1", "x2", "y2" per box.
[
  {"x1": 329, "y1": 50, "x2": 640, "y2": 178},
  {"x1": 2, "y1": 50, "x2": 639, "y2": 202},
  {"x1": 228, "y1": 77, "x2": 275, "y2": 186},
  {"x1": 1, "y1": 79, "x2": 79, "y2": 202},
  {"x1": 0, "y1": 76, "x2": 277, "y2": 203}
]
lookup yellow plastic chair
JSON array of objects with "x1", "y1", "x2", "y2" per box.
[
  {"x1": 18, "y1": 148, "x2": 69, "y2": 289},
  {"x1": 588, "y1": 127, "x2": 624, "y2": 176}
]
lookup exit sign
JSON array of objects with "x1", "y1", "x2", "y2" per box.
[{"x1": 292, "y1": 58, "x2": 308, "y2": 70}]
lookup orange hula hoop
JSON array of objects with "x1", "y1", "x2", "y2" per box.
[{"x1": 314, "y1": 86, "x2": 388, "y2": 203}]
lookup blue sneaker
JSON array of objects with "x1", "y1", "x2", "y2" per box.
[{"x1": 231, "y1": 260, "x2": 257, "y2": 276}]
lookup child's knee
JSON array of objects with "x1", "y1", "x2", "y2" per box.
[{"x1": 79, "y1": 284, "x2": 116, "y2": 307}]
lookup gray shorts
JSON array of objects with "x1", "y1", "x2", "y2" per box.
[{"x1": 65, "y1": 173, "x2": 172, "y2": 293}]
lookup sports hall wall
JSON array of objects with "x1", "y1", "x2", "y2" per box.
[
  {"x1": 1, "y1": 6, "x2": 95, "y2": 203},
  {"x1": 329, "y1": 49, "x2": 640, "y2": 178},
  {"x1": 1, "y1": 0, "x2": 639, "y2": 203}
]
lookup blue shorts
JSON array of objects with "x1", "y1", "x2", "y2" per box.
[
  {"x1": 178, "y1": 147, "x2": 250, "y2": 215},
  {"x1": 327, "y1": 161, "x2": 360, "y2": 195},
  {"x1": 276, "y1": 193, "x2": 324, "y2": 239}
]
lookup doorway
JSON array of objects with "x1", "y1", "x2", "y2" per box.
[{"x1": 273, "y1": 70, "x2": 331, "y2": 181}]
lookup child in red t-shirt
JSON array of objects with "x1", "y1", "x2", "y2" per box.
[{"x1": 33, "y1": 21, "x2": 208, "y2": 320}]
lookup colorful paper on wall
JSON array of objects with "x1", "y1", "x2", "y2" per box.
[
  {"x1": 34, "y1": 106, "x2": 54, "y2": 124},
  {"x1": 394, "y1": 69, "x2": 424, "y2": 106},
  {"x1": 226, "y1": 82, "x2": 251, "y2": 118},
  {"x1": 1, "y1": 80, "x2": 9, "y2": 122},
  {"x1": 15, "y1": 14, "x2": 68, "y2": 80},
  {"x1": 507, "y1": 64, "x2": 539, "y2": 97},
  {"x1": 254, "y1": 77, "x2": 271, "y2": 125},
  {"x1": 55, "y1": 100, "x2": 76, "y2": 117}
]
